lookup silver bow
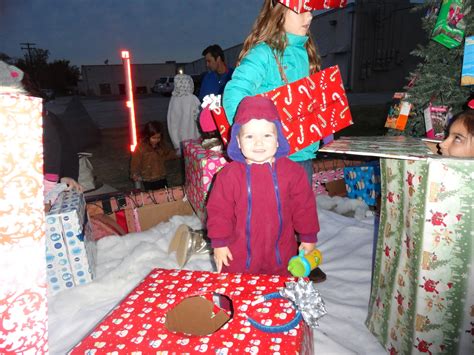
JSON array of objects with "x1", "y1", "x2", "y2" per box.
[{"x1": 279, "y1": 278, "x2": 327, "y2": 328}]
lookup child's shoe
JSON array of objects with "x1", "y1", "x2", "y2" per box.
[{"x1": 308, "y1": 267, "x2": 327, "y2": 283}]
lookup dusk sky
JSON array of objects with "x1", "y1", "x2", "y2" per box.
[{"x1": 1, "y1": 0, "x2": 266, "y2": 66}]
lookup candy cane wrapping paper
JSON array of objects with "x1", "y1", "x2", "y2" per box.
[
  {"x1": 211, "y1": 66, "x2": 353, "y2": 156},
  {"x1": 278, "y1": 0, "x2": 347, "y2": 13},
  {"x1": 260, "y1": 65, "x2": 353, "y2": 154}
]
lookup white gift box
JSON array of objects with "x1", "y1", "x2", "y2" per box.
[{"x1": 45, "y1": 190, "x2": 96, "y2": 295}]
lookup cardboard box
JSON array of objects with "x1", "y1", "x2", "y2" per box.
[
  {"x1": 183, "y1": 139, "x2": 228, "y2": 222},
  {"x1": 384, "y1": 93, "x2": 412, "y2": 131},
  {"x1": 45, "y1": 190, "x2": 96, "y2": 295},
  {"x1": 320, "y1": 136, "x2": 473, "y2": 355},
  {"x1": 432, "y1": 0, "x2": 465, "y2": 49},
  {"x1": 71, "y1": 268, "x2": 313, "y2": 354},
  {"x1": 86, "y1": 186, "x2": 193, "y2": 235}
]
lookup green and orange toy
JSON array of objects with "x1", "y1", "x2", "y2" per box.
[{"x1": 288, "y1": 249, "x2": 323, "y2": 277}]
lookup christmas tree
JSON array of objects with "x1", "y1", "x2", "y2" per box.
[{"x1": 388, "y1": 0, "x2": 473, "y2": 137}]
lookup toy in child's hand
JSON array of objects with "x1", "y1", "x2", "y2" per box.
[{"x1": 288, "y1": 249, "x2": 322, "y2": 277}]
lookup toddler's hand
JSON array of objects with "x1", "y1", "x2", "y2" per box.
[
  {"x1": 213, "y1": 247, "x2": 233, "y2": 273},
  {"x1": 299, "y1": 242, "x2": 316, "y2": 255}
]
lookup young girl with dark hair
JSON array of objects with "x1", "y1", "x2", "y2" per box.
[
  {"x1": 130, "y1": 121, "x2": 176, "y2": 190},
  {"x1": 439, "y1": 108, "x2": 474, "y2": 157}
]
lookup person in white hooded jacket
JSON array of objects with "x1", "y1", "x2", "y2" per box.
[{"x1": 166, "y1": 74, "x2": 201, "y2": 155}]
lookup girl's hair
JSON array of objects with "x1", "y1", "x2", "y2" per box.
[
  {"x1": 446, "y1": 109, "x2": 474, "y2": 137},
  {"x1": 237, "y1": 0, "x2": 321, "y2": 74},
  {"x1": 141, "y1": 121, "x2": 163, "y2": 147}
]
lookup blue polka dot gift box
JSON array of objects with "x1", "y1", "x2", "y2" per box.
[
  {"x1": 343, "y1": 161, "x2": 381, "y2": 206},
  {"x1": 45, "y1": 190, "x2": 96, "y2": 295}
]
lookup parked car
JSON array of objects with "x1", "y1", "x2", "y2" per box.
[{"x1": 151, "y1": 76, "x2": 174, "y2": 95}]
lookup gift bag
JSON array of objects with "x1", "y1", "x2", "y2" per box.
[{"x1": 78, "y1": 152, "x2": 95, "y2": 191}]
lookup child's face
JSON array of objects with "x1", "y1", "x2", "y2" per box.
[
  {"x1": 149, "y1": 133, "x2": 161, "y2": 147},
  {"x1": 284, "y1": 8, "x2": 313, "y2": 36},
  {"x1": 439, "y1": 119, "x2": 474, "y2": 157},
  {"x1": 237, "y1": 119, "x2": 279, "y2": 164}
]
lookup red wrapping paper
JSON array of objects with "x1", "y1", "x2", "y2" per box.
[
  {"x1": 71, "y1": 268, "x2": 313, "y2": 354},
  {"x1": 278, "y1": 0, "x2": 347, "y2": 13},
  {"x1": 212, "y1": 66, "x2": 352, "y2": 155}
]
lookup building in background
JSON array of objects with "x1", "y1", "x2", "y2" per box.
[
  {"x1": 78, "y1": 62, "x2": 179, "y2": 96},
  {"x1": 186, "y1": 0, "x2": 425, "y2": 93},
  {"x1": 79, "y1": 0, "x2": 425, "y2": 96}
]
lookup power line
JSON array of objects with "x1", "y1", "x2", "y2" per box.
[{"x1": 20, "y1": 42, "x2": 36, "y2": 64}]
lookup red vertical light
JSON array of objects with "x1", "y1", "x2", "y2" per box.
[{"x1": 121, "y1": 50, "x2": 138, "y2": 152}]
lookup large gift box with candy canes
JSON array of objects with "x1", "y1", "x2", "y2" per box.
[
  {"x1": 320, "y1": 136, "x2": 474, "y2": 355},
  {"x1": 183, "y1": 139, "x2": 228, "y2": 223},
  {"x1": 71, "y1": 268, "x2": 315, "y2": 354},
  {"x1": 211, "y1": 65, "x2": 353, "y2": 154}
]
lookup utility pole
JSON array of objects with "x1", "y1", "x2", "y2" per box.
[{"x1": 20, "y1": 42, "x2": 36, "y2": 64}]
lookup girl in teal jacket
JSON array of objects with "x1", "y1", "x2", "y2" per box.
[
  {"x1": 223, "y1": 0, "x2": 327, "y2": 282},
  {"x1": 223, "y1": 0, "x2": 322, "y2": 181}
]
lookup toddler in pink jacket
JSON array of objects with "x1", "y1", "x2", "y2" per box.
[{"x1": 207, "y1": 96, "x2": 320, "y2": 275}]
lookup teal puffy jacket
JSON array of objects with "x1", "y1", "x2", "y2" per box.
[{"x1": 223, "y1": 33, "x2": 319, "y2": 162}]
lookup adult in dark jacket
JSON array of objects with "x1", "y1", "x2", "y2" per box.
[{"x1": 198, "y1": 44, "x2": 234, "y2": 101}]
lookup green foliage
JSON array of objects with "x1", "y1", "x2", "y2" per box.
[
  {"x1": 388, "y1": 0, "x2": 473, "y2": 137},
  {"x1": 14, "y1": 48, "x2": 80, "y2": 96}
]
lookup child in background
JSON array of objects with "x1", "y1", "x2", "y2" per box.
[
  {"x1": 439, "y1": 108, "x2": 474, "y2": 157},
  {"x1": 222, "y1": 0, "x2": 326, "y2": 281},
  {"x1": 166, "y1": 74, "x2": 201, "y2": 155},
  {"x1": 207, "y1": 96, "x2": 320, "y2": 275},
  {"x1": 131, "y1": 121, "x2": 176, "y2": 190}
]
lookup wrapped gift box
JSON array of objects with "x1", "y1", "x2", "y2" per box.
[
  {"x1": 183, "y1": 139, "x2": 228, "y2": 222},
  {"x1": 45, "y1": 190, "x2": 96, "y2": 295},
  {"x1": 343, "y1": 162, "x2": 381, "y2": 206},
  {"x1": 312, "y1": 158, "x2": 366, "y2": 195},
  {"x1": 279, "y1": 0, "x2": 347, "y2": 13},
  {"x1": 211, "y1": 66, "x2": 353, "y2": 155},
  {"x1": 320, "y1": 136, "x2": 473, "y2": 355},
  {"x1": 0, "y1": 93, "x2": 48, "y2": 353},
  {"x1": 71, "y1": 268, "x2": 313, "y2": 354}
]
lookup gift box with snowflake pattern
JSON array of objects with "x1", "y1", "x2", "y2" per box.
[{"x1": 71, "y1": 268, "x2": 313, "y2": 354}]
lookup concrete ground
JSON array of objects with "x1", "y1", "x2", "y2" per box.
[{"x1": 46, "y1": 93, "x2": 393, "y2": 192}]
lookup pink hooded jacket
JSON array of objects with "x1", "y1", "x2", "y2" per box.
[{"x1": 206, "y1": 96, "x2": 319, "y2": 275}]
